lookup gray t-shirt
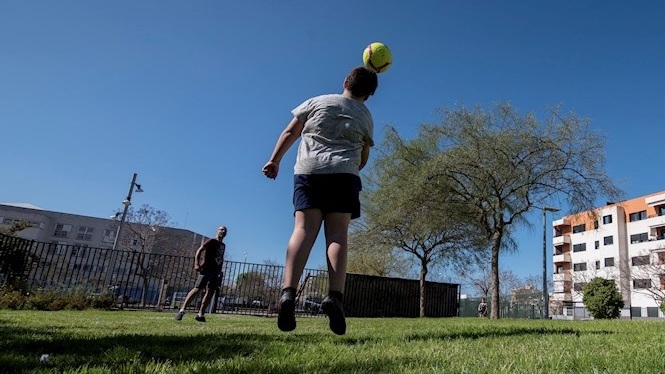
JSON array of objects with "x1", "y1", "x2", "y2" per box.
[{"x1": 292, "y1": 94, "x2": 374, "y2": 175}]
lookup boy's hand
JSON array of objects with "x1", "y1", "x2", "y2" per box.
[{"x1": 262, "y1": 161, "x2": 279, "y2": 179}]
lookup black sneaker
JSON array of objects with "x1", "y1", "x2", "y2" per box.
[
  {"x1": 277, "y1": 292, "x2": 296, "y2": 332},
  {"x1": 321, "y1": 296, "x2": 346, "y2": 335},
  {"x1": 194, "y1": 315, "x2": 206, "y2": 322},
  {"x1": 175, "y1": 310, "x2": 185, "y2": 320}
]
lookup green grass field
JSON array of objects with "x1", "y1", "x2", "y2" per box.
[{"x1": 2, "y1": 310, "x2": 665, "y2": 373}]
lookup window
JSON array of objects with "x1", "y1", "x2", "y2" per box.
[
  {"x1": 658, "y1": 252, "x2": 665, "y2": 265},
  {"x1": 76, "y1": 226, "x2": 94, "y2": 241},
  {"x1": 594, "y1": 241, "x2": 600, "y2": 249},
  {"x1": 102, "y1": 229, "x2": 116, "y2": 244},
  {"x1": 595, "y1": 261, "x2": 600, "y2": 270},
  {"x1": 633, "y1": 279, "x2": 651, "y2": 289},
  {"x1": 647, "y1": 307, "x2": 659, "y2": 317},
  {"x1": 572, "y1": 224, "x2": 586, "y2": 233},
  {"x1": 602, "y1": 215, "x2": 613, "y2": 224},
  {"x1": 573, "y1": 282, "x2": 586, "y2": 291},
  {"x1": 556, "y1": 265, "x2": 563, "y2": 274},
  {"x1": 573, "y1": 243, "x2": 587, "y2": 252},
  {"x1": 659, "y1": 206, "x2": 665, "y2": 217},
  {"x1": 53, "y1": 223, "x2": 72, "y2": 238},
  {"x1": 631, "y1": 255, "x2": 650, "y2": 266},
  {"x1": 629, "y1": 210, "x2": 647, "y2": 222},
  {"x1": 630, "y1": 233, "x2": 649, "y2": 244},
  {"x1": 573, "y1": 262, "x2": 587, "y2": 271},
  {"x1": 604, "y1": 257, "x2": 615, "y2": 267},
  {"x1": 554, "y1": 228, "x2": 563, "y2": 237},
  {"x1": 631, "y1": 307, "x2": 642, "y2": 317},
  {"x1": 604, "y1": 236, "x2": 614, "y2": 245},
  {"x1": 593, "y1": 220, "x2": 599, "y2": 229}
]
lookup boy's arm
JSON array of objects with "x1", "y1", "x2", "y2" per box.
[
  {"x1": 262, "y1": 117, "x2": 304, "y2": 179},
  {"x1": 359, "y1": 143, "x2": 371, "y2": 171}
]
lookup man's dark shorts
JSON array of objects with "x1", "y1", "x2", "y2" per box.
[
  {"x1": 194, "y1": 272, "x2": 219, "y2": 291},
  {"x1": 293, "y1": 173, "x2": 362, "y2": 219}
]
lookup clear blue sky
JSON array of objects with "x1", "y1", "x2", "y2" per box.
[{"x1": 2, "y1": 2, "x2": 664, "y2": 289}]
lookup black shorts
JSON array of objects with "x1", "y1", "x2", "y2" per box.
[
  {"x1": 293, "y1": 173, "x2": 362, "y2": 219},
  {"x1": 194, "y1": 273, "x2": 219, "y2": 291}
]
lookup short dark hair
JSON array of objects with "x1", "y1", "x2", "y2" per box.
[{"x1": 345, "y1": 66, "x2": 378, "y2": 98}]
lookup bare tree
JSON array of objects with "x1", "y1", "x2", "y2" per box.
[
  {"x1": 619, "y1": 247, "x2": 665, "y2": 309},
  {"x1": 462, "y1": 267, "x2": 523, "y2": 300},
  {"x1": 117, "y1": 204, "x2": 186, "y2": 306},
  {"x1": 348, "y1": 224, "x2": 411, "y2": 278},
  {"x1": 0, "y1": 220, "x2": 33, "y2": 236},
  {"x1": 461, "y1": 267, "x2": 492, "y2": 299},
  {"x1": 0, "y1": 220, "x2": 37, "y2": 290}
]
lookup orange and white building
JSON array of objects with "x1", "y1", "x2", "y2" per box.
[{"x1": 550, "y1": 190, "x2": 665, "y2": 319}]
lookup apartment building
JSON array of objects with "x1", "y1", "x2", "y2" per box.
[
  {"x1": 0, "y1": 203, "x2": 207, "y2": 255},
  {"x1": 550, "y1": 190, "x2": 665, "y2": 319}
]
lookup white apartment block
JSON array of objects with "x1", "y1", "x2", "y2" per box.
[
  {"x1": 0, "y1": 203, "x2": 207, "y2": 255},
  {"x1": 551, "y1": 190, "x2": 665, "y2": 319}
]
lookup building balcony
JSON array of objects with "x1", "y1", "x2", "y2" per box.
[
  {"x1": 645, "y1": 193, "x2": 665, "y2": 207},
  {"x1": 553, "y1": 217, "x2": 570, "y2": 227},
  {"x1": 553, "y1": 272, "x2": 572, "y2": 283},
  {"x1": 553, "y1": 252, "x2": 571, "y2": 264},
  {"x1": 553, "y1": 235, "x2": 571, "y2": 247},
  {"x1": 631, "y1": 240, "x2": 665, "y2": 254},
  {"x1": 550, "y1": 292, "x2": 573, "y2": 302},
  {"x1": 553, "y1": 280, "x2": 572, "y2": 293},
  {"x1": 646, "y1": 214, "x2": 665, "y2": 229}
]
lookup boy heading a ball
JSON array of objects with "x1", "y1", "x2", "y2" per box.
[{"x1": 262, "y1": 66, "x2": 379, "y2": 335}]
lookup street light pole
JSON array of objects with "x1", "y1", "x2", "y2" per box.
[
  {"x1": 112, "y1": 173, "x2": 142, "y2": 251},
  {"x1": 542, "y1": 206, "x2": 560, "y2": 319},
  {"x1": 110, "y1": 173, "x2": 143, "y2": 301}
]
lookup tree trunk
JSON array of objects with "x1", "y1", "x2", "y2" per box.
[
  {"x1": 419, "y1": 262, "x2": 428, "y2": 317},
  {"x1": 490, "y1": 230, "x2": 503, "y2": 319}
]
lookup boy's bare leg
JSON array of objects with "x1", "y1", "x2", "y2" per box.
[
  {"x1": 322, "y1": 212, "x2": 351, "y2": 335},
  {"x1": 324, "y1": 212, "x2": 351, "y2": 292},
  {"x1": 278, "y1": 209, "x2": 323, "y2": 332},
  {"x1": 282, "y1": 209, "x2": 323, "y2": 289}
]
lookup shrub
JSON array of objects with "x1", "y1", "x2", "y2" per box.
[
  {"x1": 582, "y1": 277, "x2": 624, "y2": 319},
  {"x1": 65, "y1": 295, "x2": 88, "y2": 310},
  {"x1": 89, "y1": 293, "x2": 116, "y2": 310},
  {"x1": 0, "y1": 288, "x2": 28, "y2": 309},
  {"x1": 26, "y1": 290, "x2": 61, "y2": 310}
]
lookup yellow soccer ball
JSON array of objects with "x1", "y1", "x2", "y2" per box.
[{"x1": 362, "y1": 42, "x2": 392, "y2": 73}]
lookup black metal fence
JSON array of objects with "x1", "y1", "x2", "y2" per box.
[
  {"x1": 0, "y1": 234, "x2": 459, "y2": 318},
  {"x1": 459, "y1": 298, "x2": 540, "y2": 319},
  {"x1": 345, "y1": 273, "x2": 459, "y2": 317}
]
